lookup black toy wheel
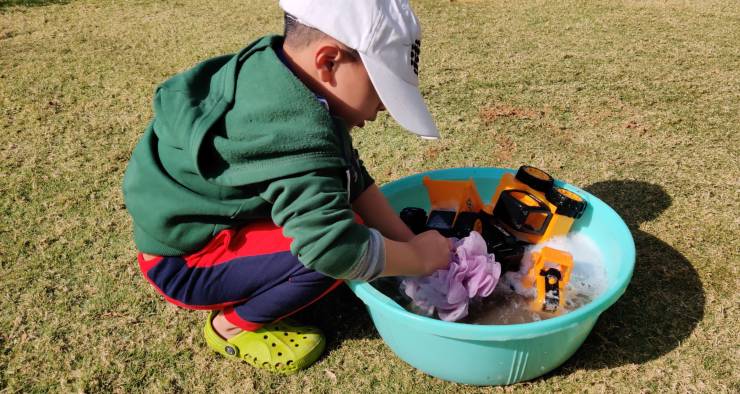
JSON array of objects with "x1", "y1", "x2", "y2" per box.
[
  {"x1": 515, "y1": 166, "x2": 554, "y2": 192},
  {"x1": 546, "y1": 187, "x2": 587, "y2": 218},
  {"x1": 399, "y1": 207, "x2": 428, "y2": 235}
]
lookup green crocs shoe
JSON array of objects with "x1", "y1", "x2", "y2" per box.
[{"x1": 203, "y1": 312, "x2": 325, "y2": 374}]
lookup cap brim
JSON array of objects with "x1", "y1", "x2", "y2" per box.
[{"x1": 360, "y1": 53, "x2": 439, "y2": 139}]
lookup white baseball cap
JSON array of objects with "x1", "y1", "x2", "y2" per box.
[{"x1": 279, "y1": 0, "x2": 440, "y2": 139}]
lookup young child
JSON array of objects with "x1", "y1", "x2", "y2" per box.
[{"x1": 123, "y1": 0, "x2": 451, "y2": 374}]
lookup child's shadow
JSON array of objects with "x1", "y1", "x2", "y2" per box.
[
  {"x1": 559, "y1": 180, "x2": 705, "y2": 371},
  {"x1": 293, "y1": 281, "x2": 378, "y2": 348}
]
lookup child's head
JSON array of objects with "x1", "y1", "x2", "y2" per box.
[
  {"x1": 279, "y1": 0, "x2": 439, "y2": 138},
  {"x1": 283, "y1": 15, "x2": 384, "y2": 131}
]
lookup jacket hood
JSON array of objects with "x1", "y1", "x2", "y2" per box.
[{"x1": 151, "y1": 35, "x2": 348, "y2": 187}]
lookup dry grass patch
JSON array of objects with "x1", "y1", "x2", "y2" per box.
[{"x1": 480, "y1": 104, "x2": 546, "y2": 123}]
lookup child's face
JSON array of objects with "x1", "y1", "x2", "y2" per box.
[
  {"x1": 327, "y1": 53, "x2": 385, "y2": 129},
  {"x1": 308, "y1": 43, "x2": 385, "y2": 129}
]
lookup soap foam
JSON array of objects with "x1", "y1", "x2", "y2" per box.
[{"x1": 467, "y1": 232, "x2": 607, "y2": 325}]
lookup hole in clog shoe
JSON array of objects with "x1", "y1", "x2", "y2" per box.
[{"x1": 286, "y1": 360, "x2": 293, "y2": 366}]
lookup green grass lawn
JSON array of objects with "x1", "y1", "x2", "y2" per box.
[{"x1": 1, "y1": 0, "x2": 738, "y2": 392}]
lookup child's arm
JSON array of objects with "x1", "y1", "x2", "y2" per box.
[
  {"x1": 262, "y1": 170, "x2": 450, "y2": 280},
  {"x1": 352, "y1": 184, "x2": 451, "y2": 277},
  {"x1": 352, "y1": 184, "x2": 415, "y2": 242}
]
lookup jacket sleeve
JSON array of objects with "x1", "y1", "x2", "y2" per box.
[
  {"x1": 259, "y1": 169, "x2": 378, "y2": 278},
  {"x1": 349, "y1": 148, "x2": 375, "y2": 202}
]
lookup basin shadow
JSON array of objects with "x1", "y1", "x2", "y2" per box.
[
  {"x1": 292, "y1": 283, "x2": 378, "y2": 352},
  {"x1": 553, "y1": 180, "x2": 705, "y2": 374}
]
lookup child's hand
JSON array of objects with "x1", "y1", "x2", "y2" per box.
[
  {"x1": 381, "y1": 230, "x2": 453, "y2": 278},
  {"x1": 409, "y1": 230, "x2": 453, "y2": 275}
]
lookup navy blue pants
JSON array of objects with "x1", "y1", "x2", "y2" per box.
[{"x1": 138, "y1": 222, "x2": 342, "y2": 331}]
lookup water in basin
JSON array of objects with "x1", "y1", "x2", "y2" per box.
[{"x1": 373, "y1": 232, "x2": 608, "y2": 325}]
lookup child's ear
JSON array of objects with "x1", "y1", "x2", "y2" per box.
[{"x1": 314, "y1": 45, "x2": 342, "y2": 83}]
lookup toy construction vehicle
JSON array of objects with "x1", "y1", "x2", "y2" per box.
[
  {"x1": 524, "y1": 247, "x2": 574, "y2": 312},
  {"x1": 399, "y1": 177, "x2": 526, "y2": 272},
  {"x1": 490, "y1": 166, "x2": 587, "y2": 244},
  {"x1": 399, "y1": 166, "x2": 587, "y2": 313}
]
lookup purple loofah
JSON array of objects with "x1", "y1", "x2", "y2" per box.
[{"x1": 401, "y1": 231, "x2": 501, "y2": 321}]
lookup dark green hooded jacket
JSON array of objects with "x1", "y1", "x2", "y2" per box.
[{"x1": 122, "y1": 35, "x2": 375, "y2": 278}]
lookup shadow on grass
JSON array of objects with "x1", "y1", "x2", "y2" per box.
[
  {"x1": 292, "y1": 283, "x2": 377, "y2": 351},
  {"x1": 557, "y1": 180, "x2": 705, "y2": 373},
  {"x1": 0, "y1": 0, "x2": 69, "y2": 11}
]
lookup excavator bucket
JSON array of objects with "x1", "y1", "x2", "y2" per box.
[{"x1": 422, "y1": 176, "x2": 485, "y2": 213}]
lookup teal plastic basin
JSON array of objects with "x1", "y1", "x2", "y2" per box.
[{"x1": 348, "y1": 167, "x2": 635, "y2": 386}]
